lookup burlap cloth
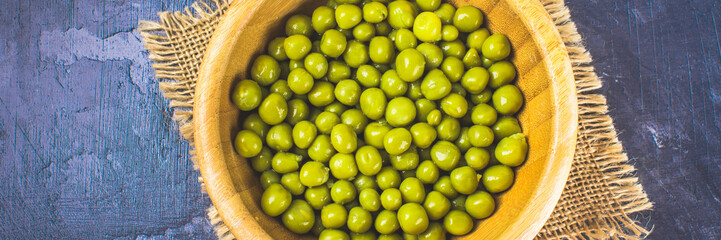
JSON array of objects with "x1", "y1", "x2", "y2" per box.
[{"x1": 139, "y1": 0, "x2": 653, "y2": 239}]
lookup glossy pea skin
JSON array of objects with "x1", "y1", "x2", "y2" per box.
[
  {"x1": 416, "y1": 43, "x2": 444, "y2": 70},
  {"x1": 307, "y1": 82, "x2": 336, "y2": 107},
  {"x1": 406, "y1": 80, "x2": 423, "y2": 100},
  {"x1": 380, "y1": 188, "x2": 403, "y2": 211},
  {"x1": 415, "y1": 98, "x2": 437, "y2": 122},
  {"x1": 347, "y1": 207, "x2": 373, "y2": 233},
  {"x1": 251, "y1": 55, "x2": 281, "y2": 86},
  {"x1": 313, "y1": 6, "x2": 337, "y2": 33},
  {"x1": 330, "y1": 153, "x2": 358, "y2": 179},
  {"x1": 465, "y1": 191, "x2": 495, "y2": 219},
  {"x1": 436, "y1": 115, "x2": 461, "y2": 141},
  {"x1": 434, "y1": 3, "x2": 455, "y2": 25},
  {"x1": 467, "y1": 28, "x2": 490, "y2": 52},
  {"x1": 267, "y1": 123, "x2": 293, "y2": 151},
  {"x1": 417, "y1": 0, "x2": 441, "y2": 11},
  {"x1": 430, "y1": 140, "x2": 461, "y2": 171},
  {"x1": 399, "y1": 177, "x2": 425, "y2": 203},
  {"x1": 443, "y1": 210, "x2": 473, "y2": 235},
  {"x1": 325, "y1": 102, "x2": 347, "y2": 115},
  {"x1": 416, "y1": 160, "x2": 440, "y2": 184},
  {"x1": 281, "y1": 171, "x2": 307, "y2": 195},
  {"x1": 465, "y1": 147, "x2": 490, "y2": 171},
  {"x1": 432, "y1": 175, "x2": 457, "y2": 199},
  {"x1": 380, "y1": 70, "x2": 408, "y2": 98},
  {"x1": 471, "y1": 88, "x2": 493, "y2": 105},
  {"x1": 258, "y1": 93, "x2": 288, "y2": 125},
  {"x1": 270, "y1": 80, "x2": 292, "y2": 101},
  {"x1": 492, "y1": 116, "x2": 522, "y2": 141},
  {"x1": 321, "y1": 29, "x2": 348, "y2": 58},
  {"x1": 341, "y1": 109, "x2": 368, "y2": 134},
  {"x1": 440, "y1": 56, "x2": 465, "y2": 82},
  {"x1": 395, "y1": 48, "x2": 426, "y2": 82},
  {"x1": 375, "y1": 22, "x2": 393, "y2": 36},
  {"x1": 309, "y1": 135, "x2": 336, "y2": 163},
  {"x1": 289, "y1": 59, "x2": 304, "y2": 71},
  {"x1": 292, "y1": 121, "x2": 317, "y2": 149},
  {"x1": 482, "y1": 164, "x2": 514, "y2": 193},
  {"x1": 426, "y1": 109, "x2": 442, "y2": 126},
  {"x1": 397, "y1": 203, "x2": 429, "y2": 235},
  {"x1": 420, "y1": 69, "x2": 452, "y2": 100},
  {"x1": 471, "y1": 103, "x2": 497, "y2": 126},
  {"x1": 287, "y1": 99, "x2": 310, "y2": 125},
  {"x1": 451, "y1": 195, "x2": 466, "y2": 211},
  {"x1": 328, "y1": 60, "x2": 351, "y2": 83},
  {"x1": 288, "y1": 68, "x2": 314, "y2": 95},
  {"x1": 492, "y1": 85, "x2": 524, "y2": 115},
  {"x1": 453, "y1": 5, "x2": 483, "y2": 32},
  {"x1": 350, "y1": 232, "x2": 377, "y2": 240},
  {"x1": 385, "y1": 97, "x2": 416, "y2": 127},
  {"x1": 260, "y1": 170, "x2": 281, "y2": 189},
  {"x1": 450, "y1": 166, "x2": 478, "y2": 195},
  {"x1": 488, "y1": 60, "x2": 517, "y2": 88},
  {"x1": 482, "y1": 34, "x2": 511, "y2": 61},
  {"x1": 409, "y1": 122, "x2": 437, "y2": 149},
  {"x1": 261, "y1": 183, "x2": 292, "y2": 216},
  {"x1": 304, "y1": 53, "x2": 328, "y2": 79},
  {"x1": 418, "y1": 222, "x2": 446, "y2": 240},
  {"x1": 330, "y1": 124, "x2": 358, "y2": 154},
  {"x1": 359, "y1": 188, "x2": 381, "y2": 212},
  {"x1": 442, "y1": 25, "x2": 459, "y2": 42},
  {"x1": 383, "y1": 127, "x2": 413, "y2": 155},
  {"x1": 375, "y1": 210, "x2": 400, "y2": 234},
  {"x1": 423, "y1": 191, "x2": 451, "y2": 220},
  {"x1": 390, "y1": 147, "x2": 420, "y2": 171},
  {"x1": 463, "y1": 48, "x2": 482, "y2": 68},
  {"x1": 286, "y1": 14, "x2": 313, "y2": 37},
  {"x1": 336, "y1": 4, "x2": 363, "y2": 29},
  {"x1": 344, "y1": 40, "x2": 369, "y2": 68},
  {"x1": 320, "y1": 229, "x2": 350, "y2": 240},
  {"x1": 413, "y1": 12, "x2": 442, "y2": 42},
  {"x1": 377, "y1": 167, "x2": 402, "y2": 190},
  {"x1": 331, "y1": 179, "x2": 357, "y2": 204},
  {"x1": 267, "y1": 37, "x2": 288, "y2": 61},
  {"x1": 440, "y1": 93, "x2": 468, "y2": 118},
  {"x1": 455, "y1": 127, "x2": 471, "y2": 153},
  {"x1": 282, "y1": 200, "x2": 315, "y2": 234},
  {"x1": 388, "y1": 0, "x2": 417, "y2": 29},
  {"x1": 460, "y1": 67, "x2": 489, "y2": 95},
  {"x1": 315, "y1": 112, "x2": 340, "y2": 134},
  {"x1": 355, "y1": 145, "x2": 383, "y2": 176},
  {"x1": 365, "y1": 122, "x2": 391, "y2": 149},
  {"x1": 234, "y1": 130, "x2": 263, "y2": 158},
  {"x1": 359, "y1": 88, "x2": 387, "y2": 120},
  {"x1": 322, "y1": 203, "x2": 348, "y2": 228},
  {"x1": 306, "y1": 185, "x2": 332, "y2": 210},
  {"x1": 369, "y1": 36, "x2": 395, "y2": 64},
  {"x1": 495, "y1": 133, "x2": 528, "y2": 167},
  {"x1": 363, "y1": 2, "x2": 388, "y2": 23},
  {"x1": 335, "y1": 80, "x2": 362, "y2": 106},
  {"x1": 353, "y1": 23, "x2": 377, "y2": 42},
  {"x1": 284, "y1": 35, "x2": 313, "y2": 60},
  {"x1": 250, "y1": 147, "x2": 273, "y2": 172},
  {"x1": 440, "y1": 40, "x2": 466, "y2": 59},
  {"x1": 467, "y1": 125, "x2": 494, "y2": 147},
  {"x1": 354, "y1": 174, "x2": 378, "y2": 191},
  {"x1": 357, "y1": 65, "x2": 381, "y2": 87}
]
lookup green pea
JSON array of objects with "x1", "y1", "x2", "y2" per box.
[
  {"x1": 395, "y1": 29, "x2": 418, "y2": 51},
  {"x1": 357, "y1": 65, "x2": 381, "y2": 87},
  {"x1": 286, "y1": 14, "x2": 313, "y2": 37},
  {"x1": 450, "y1": 166, "x2": 478, "y2": 195},
  {"x1": 488, "y1": 60, "x2": 517, "y2": 88},
  {"x1": 341, "y1": 109, "x2": 368, "y2": 134},
  {"x1": 369, "y1": 36, "x2": 395, "y2": 64},
  {"x1": 390, "y1": 147, "x2": 420, "y2": 171},
  {"x1": 453, "y1": 5, "x2": 483, "y2": 32},
  {"x1": 234, "y1": 129, "x2": 263, "y2": 158},
  {"x1": 397, "y1": 203, "x2": 429, "y2": 235},
  {"x1": 335, "y1": 80, "x2": 362, "y2": 106},
  {"x1": 465, "y1": 147, "x2": 490, "y2": 171},
  {"x1": 423, "y1": 191, "x2": 451, "y2": 220},
  {"x1": 400, "y1": 169, "x2": 416, "y2": 180},
  {"x1": 251, "y1": 55, "x2": 281, "y2": 86},
  {"x1": 440, "y1": 93, "x2": 468, "y2": 118},
  {"x1": 320, "y1": 229, "x2": 350, "y2": 240},
  {"x1": 482, "y1": 33, "x2": 512, "y2": 61},
  {"x1": 414, "y1": 160, "x2": 438, "y2": 184},
  {"x1": 482, "y1": 55, "x2": 495, "y2": 68},
  {"x1": 433, "y1": 175, "x2": 457, "y2": 199},
  {"x1": 416, "y1": 43, "x2": 444, "y2": 70},
  {"x1": 363, "y1": 2, "x2": 388, "y2": 23},
  {"x1": 312, "y1": 40, "x2": 322, "y2": 53},
  {"x1": 350, "y1": 232, "x2": 377, "y2": 240},
  {"x1": 451, "y1": 195, "x2": 466, "y2": 211},
  {"x1": 410, "y1": 122, "x2": 437, "y2": 148},
  {"x1": 281, "y1": 171, "x2": 306, "y2": 195},
  {"x1": 322, "y1": 203, "x2": 348, "y2": 228},
  {"x1": 354, "y1": 174, "x2": 379, "y2": 191},
  {"x1": 261, "y1": 183, "x2": 292, "y2": 216},
  {"x1": 380, "y1": 70, "x2": 408, "y2": 98},
  {"x1": 399, "y1": 177, "x2": 425, "y2": 203},
  {"x1": 381, "y1": 127, "x2": 412, "y2": 157},
  {"x1": 309, "y1": 135, "x2": 336, "y2": 163},
  {"x1": 418, "y1": 222, "x2": 446, "y2": 240},
  {"x1": 306, "y1": 185, "x2": 332, "y2": 210},
  {"x1": 375, "y1": 210, "x2": 400, "y2": 234},
  {"x1": 313, "y1": 6, "x2": 337, "y2": 33},
  {"x1": 492, "y1": 116, "x2": 522, "y2": 141},
  {"x1": 413, "y1": 12, "x2": 442, "y2": 42},
  {"x1": 273, "y1": 152, "x2": 302, "y2": 174},
  {"x1": 306, "y1": 82, "x2": 335, "y2": 107},
  {"x1": 284, "y1": 34, "x2": 312, "y2": 60},
  {"x1": 492, "y1": 85, "x2": 524, "y2": 115},
  {"x1": 377, "y1": 167, "x2": 402, "y2": 190},
  {"x1": 436, "y1": 115, "x2": 460, "y2": 141},
  {"x1": 440, "y1": 56, "x2": 464, "y2": 82},
  {"x1": 442, "y1": 24, "x2": 459, "y2": 42},
  {"x1": 471, "y1": 88, "x2": 493, "y2": 105},
  {"x1": 387, "y1": 0, "x2": 417, "y2": 29},
  {"x1": 267, "y1": 37, "x2": 288, "y2": 61},
  {"x1": 495, "y1": 133, "x2": 528, "y2": 167},
  {"x1": 358, "y1": 88, "x2": 387, "y2": 121},
  {"x1": 331, "y1": 179, "x2": 357, "y2": 204},
  {"x1": 338, "y1": 27, "x2": 354, "y2": 38},
  {"x1": 313, "y1": 112, "x2": 339, "y2": 135},
  {"x1": 258, "y1": 93, "x2": 288, "y2": 125},
  {"x1": 443, "y1": 210, "x2": 473, "y2": 235},
  {"x1": 378, "y1": 234, "x2": 403, "y2": 240},
  {"x1": 260, "y1": 170, "x2": 280, "y2": 189},
  {"x1": 321, "y1": 29, "x2": 348, "y2": 58},
  {"x1": 463, "y1": 48, "x2": 482, "y2": 68},
  {"x1": 406, "y1": 80, "x2": 423, "y2": 100},
  {"x1": 451, "y1": 82, "x2": 468, "y2": 97},
  {"x1": 330, "y1": 153, "x2": 358, "y2": 179},
  {"x1": 359, "y1": 188, "x2": 381, "y2": 212},
  {"x1": 232, "y1": 80, "x2": 262, "y2": 111},
  {"x1": 354, "y1": 145, "x2": 382, "y2": 176},
  {"x1": 455, "y1": 127, "x2": 471, "y2": 153},
  {"x1": 335, "y1": 4, "x2": 363, "y2": 29},
  {"x1": 287, "y1": 99, "x2": 310, "y2": 125},
  {"x1": 426, "y1": 109, "x2": 442, "y2": 126},
  {"x1": 470, "y1": 104, "x2": 496, "y2": 126},
  {"x1": 364, "y1": 122, "x2": 391, "y2": 149},
  {"x1": 266, "y1": 123, "x2": 293, "y2": 151},
  {"x1": 465, "y1": 191, "x2": 495, "y2": 219},
  {"x1": 347, "y1": 207, "x2": 373, "y2": 233},
  {"x1": 289, "y1": 58, "x2": 304, "y2": 71},
  {"x1": 288, "y1": 68, "x2": 314, "y2": 95},
  {"x1": 440, "y1": 40, "x2": 466, "y2": 58},
  {"x1": 467, "y1": 28, "x2": 490, "y2": 52},
  {"x1": 434, "y1": 3, "x2": 455, "y2": 25},
  {"x1": 344, "y1": 40, "x2": 369, "y2": 68},
  {"x1": 460, "y1": 67, "x2": 489, "y2": 95},
  {"x1": 420, "y1": 69, "x2": 451, "y2": 100},
  {"x1": 353, "y1": 22, "x2": 377, "y2": 42},
  {"x1": 385, "y1": 97, "x2": 416, "y2": 127},
  {"x1": 326, "y1": 102, "x2": 347, "y2": 116},
  {"x1": 430, "y1": 140, "x2": 460, "y2": 171},
  {"x1": 250, "y1": 147, "x2": 273, "y2": 172},
  {"x1": 269, "y1": 80, "x2": 292, "y2": 101},
  {"x1": 413, "y1": 98, "x2": 436, "y2": 122},
  {"x1": 304, "y1": 53, "x2": 328, "y2": 79},
  {"x1": 468, "y1": 125, "x2": 494, "y2": 147},
  {"x1": 375, "y1": 21, "x2": 393, "y2": 36},
  {"x1": 482, "y1": 164, "x2": 514, "y2": 193},
  {"x1": 291, "y1": 120, "x2": 317, "y2": 149},
  {"x1": 330, "y1": 124, "x2": 358, "y2": 154},
  {"x1": 328, "y1": 60, "x2": 351, "y2": 83}
]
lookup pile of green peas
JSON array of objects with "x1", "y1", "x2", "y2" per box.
[{"x1": 231, "y1": 0, "x2": 529, "y2": 239}]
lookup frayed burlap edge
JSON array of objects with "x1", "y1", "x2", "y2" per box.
[{"x1": 139, "y1": 0, "x2": 653, "y2": 239}]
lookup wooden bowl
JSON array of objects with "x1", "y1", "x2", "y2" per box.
[{"x1": 194, "y1": 0, "x2": 577, "y2": 239}]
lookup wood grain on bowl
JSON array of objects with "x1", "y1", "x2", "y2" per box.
[{"x1": 194, "y1": 0, "x2": 577, "y2": 239}]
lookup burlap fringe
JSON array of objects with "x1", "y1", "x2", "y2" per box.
[{"x1": 140, "y1": 0, "x2": 652, "y2": 239}]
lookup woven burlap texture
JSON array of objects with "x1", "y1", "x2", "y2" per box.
[{"x1": 138, "y1": 0, "x2": 653, "y2": 239}]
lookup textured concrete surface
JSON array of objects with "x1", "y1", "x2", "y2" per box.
[{"x1": 0, "y1": 0, "x2": 719, "y2": 239}]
